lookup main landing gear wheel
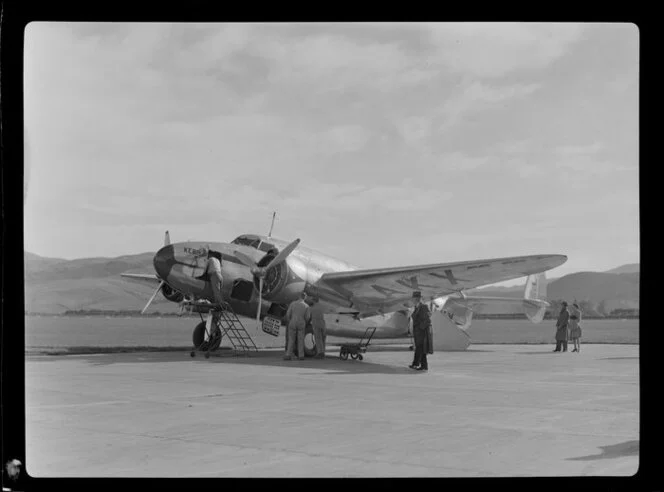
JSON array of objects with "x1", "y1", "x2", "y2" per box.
[
  {"x1": 340, "y1": 350, "x2": 348, "y2": 360},
  {"x1": 192, "y1": 321, "x2": 222, "y2": 357},
  {"x1": 350, "y1": 353, "x2": 359, "y2": 360},
  {"x1": 193, "y1": 321, "x2": 207, "y2": 351},
  {"x1": 358, "y1": 354, "x2": 363, "y2": 361},
  {"x1": 303, "y1": 324, "x2": 316, "y2": 357}
]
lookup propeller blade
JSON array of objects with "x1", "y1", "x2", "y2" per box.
[
  {"x1": 265, "y1": 238, "x2": 300, "y2": 270},
  {"x1": 256, "y1": 276, "x2": 263, "y2": 331},
  {"x1": 142, "y1": 280, "x2": 165, "y2": 314},
  {"x1": 235, "y1": 251, "x2": 258, "y2": 269}
]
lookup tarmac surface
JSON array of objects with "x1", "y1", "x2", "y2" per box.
[{"x1": 25, "y1": 344, "x2": 639, "y2": 478}]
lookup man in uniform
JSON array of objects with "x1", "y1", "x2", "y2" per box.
[
  {"x1": 284, "y1": 292, "x2": 311, "y2": 361},
  {"x1": 309, "y1": 295, "x2": 327, "y2": 359},
  {"x1": 409, "y1": 291, "x2": 432, "y2": 371},
  {"x1": 554, "y1": 301, "x2": 570, "y2": 352}
]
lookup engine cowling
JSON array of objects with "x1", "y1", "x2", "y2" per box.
[
  {"x1": 252, "y1": 261, "x2": 289, "y2": 300},
  {"x1": 161, "y1": 283, "x2": 184, "y2": 303}
]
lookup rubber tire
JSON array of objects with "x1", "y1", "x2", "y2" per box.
[
  {"x1": 192, "y1": 321, "x2": 221, "y2": 352},
  {"x1": 303, "y1": 324, "x2": 316, "y2": 357},
  {"x1": 286, "y1": 324, "x2": 317, "y2": 358},
  {"x1": 350, "y1": 353, "x2": 358, "y2": 360},
  {"x1": 341, "y1": 351, "x2": 348, "y2": 360},
  {"x1": 358, "y1": 354, "x2": 363, "y2": 361},
  {"x1": 192, "y1": 321, "x2": 207, "y2": 350},
  {"x1": 190, "y1": 351, "x2": 196, "y2": 358}
]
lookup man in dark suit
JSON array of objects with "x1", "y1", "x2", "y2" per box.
[
  {"x1": 554, "y1": 301, "x2": 570, "y2": 352},
  {"x1": 409, "y1": 291, "x2": 432, "y2": 371}
]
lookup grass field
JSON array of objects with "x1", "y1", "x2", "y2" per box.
[{"x1": 24, "y1": 316, "x2": 639, "y2": 353}]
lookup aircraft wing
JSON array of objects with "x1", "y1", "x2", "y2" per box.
[
  {"x1": 318, "y1": 254, "x2": 566, "y2": 313},
  {"x1": 120, "y1": 273, "x2": 162, "y2": 287}
]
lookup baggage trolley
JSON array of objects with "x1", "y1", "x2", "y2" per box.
[{"x1": 339, "y1": 326, "x2": 377, "y2": 361}]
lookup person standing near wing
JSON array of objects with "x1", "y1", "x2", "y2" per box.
[
  {"x1": 409, "y1": 291, "x2": 431, "y2": 371},
  {"x1": 309, "y1": 295, "x2": 327, "y2": 359},
  {"x1": 284, "y1": 292, "x2": 311, "y2": 361},
  {"x1": 568, "y1": 302, "x2": 582, "y2": 352},
  {"x1": 554, "y1": 301, "x2": 570, "y2": 352}
]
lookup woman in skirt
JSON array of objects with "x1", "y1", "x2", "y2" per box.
[{"x1": 568, "y1": 303, "x2": 582, "y2": 352}]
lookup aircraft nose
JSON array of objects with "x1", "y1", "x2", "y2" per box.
[{"x1": 153, "y1": 244, "x2": 175, "y2": 280}]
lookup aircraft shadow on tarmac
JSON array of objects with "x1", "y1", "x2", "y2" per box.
[
  {"x1": 57, "y1": 349, "x2": 428, "y2": 375},
  {"x1": 567, "y1": 440, "x2": 639, "y2": 461},
  {"x1": 515, "y1": 350, "x2": 572, "y2": 355},
  {"x1": 201, "y1": 351, "x2": 416, "y2": 375}
]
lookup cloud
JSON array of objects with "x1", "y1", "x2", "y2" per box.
[
  {"x1": 317, "y1": 124, "x2": 372, "y2": 154},
  {"x1": 555, "y1": 142, "x2": 604, "y2": 156},
  {"x1": 423, "y1": 23, "x2": 586, "y2": 78},
  {"x1": 23, "y1": 23, "x2": 638, "y2": 273},
  {"x1": 436, "y1": 81, "x2": 541, "y2": 134},
  {"x1": 435, "y1": 152, "x2": 491, "y2": 171}
]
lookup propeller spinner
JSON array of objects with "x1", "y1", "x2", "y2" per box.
[{"x1": 234, "y1": 238, "x2": 301, "y2": 329}]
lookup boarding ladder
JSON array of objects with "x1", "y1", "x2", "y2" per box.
[
  {"x1": 211, "y1": 303, "x2": 258, "y2": 355},
  {"x1": 187, "y1": 300, "x2": 258, "y2": 358}
]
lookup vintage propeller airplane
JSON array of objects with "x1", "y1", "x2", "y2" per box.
[{"x1": 121, "y1": 217, "x2": 566, "y2": 354}]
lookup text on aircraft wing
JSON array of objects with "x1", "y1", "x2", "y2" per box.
[
  {"x1": 318, "y1": 254, "x2": 566, "y2": 307},
  {"x1": 120, "y1": 273, "x2": 162, "y2": 287}
]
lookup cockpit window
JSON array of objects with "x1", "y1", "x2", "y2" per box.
[
  {"x1": 258, "y1": 241, "x2": 276, "y2": 253},
  {"x1": 231, "y1": 235, "x2": 275, "y2": 252}
]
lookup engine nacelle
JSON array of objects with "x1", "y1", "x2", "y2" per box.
[{"x1": 161, "y1": 283, "x2": 184, "y2": 303}]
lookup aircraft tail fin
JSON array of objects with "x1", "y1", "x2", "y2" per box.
[
  {"x1": 524, "y1": 272, "x2": 546, "y2": 300},
  {"x1": 523, "y1": 273, "x2": 548, "y2": 324},
  {"x1": 164, "y1": 231, "x2": 171, "y2": 246}
]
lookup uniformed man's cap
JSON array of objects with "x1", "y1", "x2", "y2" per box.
[
  {"x1": 412, "y1": 291, "x2": 422, "y2": 299},
  {"x1": 561, "y1": 301, "x2": 568, "y2": 306}
]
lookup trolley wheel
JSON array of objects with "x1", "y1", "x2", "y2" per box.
[
  {"x1": 350, "y1": 353, "x2": 358, "y2": 360},
  {"x1": 190, "y1": 351, "x2": 196, "y2": 358},
  {"x1": 204, "y1": 352, "x2": 210, "y2": 359},
  {"x1": 358, "y1": 354, "x2": 363, "y2": 361},
  {"x1": 340, "y1": 351, "x2": 348, "y2": 360}
]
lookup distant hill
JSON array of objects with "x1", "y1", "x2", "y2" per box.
[
  {"x1": 24, "y1": 251, "x2": 175, "y2": 314},
  {"x1": 604, "y1": 263, "x2": 639, "y2": 274},
  {"x1": 25, "y1": 251, "x2": 155, "y2": 283},
  {"x1": 23, "y1": 251, "x2": 640, "y2": 314},
  {"x1": 547, "y1": 271, "x2": 639, "y2": 305}
]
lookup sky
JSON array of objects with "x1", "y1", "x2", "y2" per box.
[{"x1": 24, "y1": 22, "x2": 639, "y2": 285}]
